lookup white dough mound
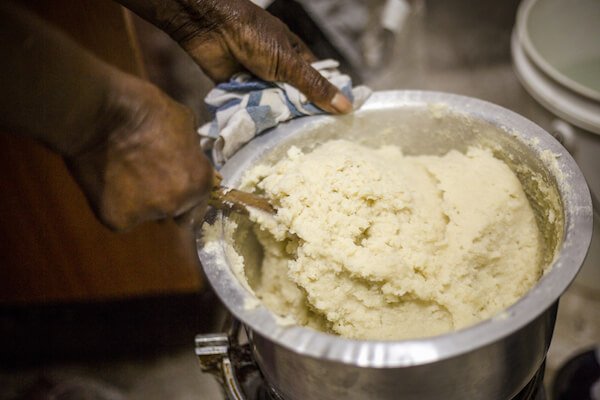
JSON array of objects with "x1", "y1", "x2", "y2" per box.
[{"x1": 241, "y1": 140, "x2": 542, "y2": 340}]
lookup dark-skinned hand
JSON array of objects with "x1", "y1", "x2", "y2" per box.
[
  {"x1": 65, "y1": 76, "x2": 215, "y2": 231},
  {"x1": 1, "y1": 2, "x2": 218, "y2": 231},
  {"x1": 2, "y1": 0, "x2": 352, "y2": 232},
  {"x1": 118, "y1": 0, "x2": 353, "y2": 114}
]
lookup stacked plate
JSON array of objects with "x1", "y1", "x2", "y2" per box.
[{"x1": 512, "y1": 0, "x2": 600, "y2": 291}]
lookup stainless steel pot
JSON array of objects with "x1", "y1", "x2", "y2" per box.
[
  {"x1": 196, "y1": 91, "x2": 593, "y2": 400},
  {"x1": 549, "y1": 121, "x2": 600, "y2": 293}
]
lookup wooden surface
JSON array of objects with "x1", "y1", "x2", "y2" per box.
[
  {"x1": 22, "y1": 0, "x2": 146, "y2": 77},
  {"x1": 0, "y1": 0, "x2": 203, "y2": 303}
]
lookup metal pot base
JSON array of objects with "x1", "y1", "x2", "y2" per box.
[{"x1": 195, "y1": 316, "x2": 547, "y2": 400}]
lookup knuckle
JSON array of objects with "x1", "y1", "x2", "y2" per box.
[
  {"x1": 268, "y1": 46, "x2": 286, "y2": 81},
  {"x1": 98, "y1": 203, "x2": 131, "y2": 231},
  {"x1": 299, "y1": 69, "x2": 333, "y2": 101},
  {"x1": 96, "y1": 184, "x2": 142, "y2": 231},
  {"x1": 278, "y1": 56, "x2": 305, "y2": 83}
]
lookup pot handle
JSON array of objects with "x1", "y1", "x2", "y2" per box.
[
  {"x1": 550, "y1": 119, "x2": 578, "y2": 156},
  {"x1": 195, "y1": 318, "x2": 248, "y2": 400},
  {"x1": 195, "y1": 317, "x2": 285, "y2": 400},
  {"x1": 550, "y1": 119, "x2": 600, "y2": 217}
]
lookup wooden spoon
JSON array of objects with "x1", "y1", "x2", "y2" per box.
[{"x1": 209, "y1": 186, "x2": 275, "y2": 215}]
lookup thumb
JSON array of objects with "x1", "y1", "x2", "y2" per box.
[{"x1": 279, "y1": 56, "x2": 352, "y2": 114}]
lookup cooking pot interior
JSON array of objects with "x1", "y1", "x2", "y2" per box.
[{"x1": 226, "y1": 106, "x2": 564, "y2": 308}]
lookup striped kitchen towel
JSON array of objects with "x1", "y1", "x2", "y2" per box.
[{"x1": 198, "y1": 59, "x2": 371, "y2": 166}]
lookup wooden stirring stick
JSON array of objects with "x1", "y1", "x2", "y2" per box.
[{"x1": 209, "y1": 186, "x2": 275, "y2": 215}]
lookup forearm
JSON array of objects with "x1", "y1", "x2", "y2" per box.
[
  {"x1": 0, "y1": 2, "x2": 125, "y2": 156},
  {"x1": 0, "y1": 2, "x2": 214, "y2": 230}
]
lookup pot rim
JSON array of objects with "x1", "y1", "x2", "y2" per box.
[{"x1": 197, "y1": 90, "x2": 593, "y2": 368}]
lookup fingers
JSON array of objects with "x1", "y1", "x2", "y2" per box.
[
  {"x1": 170, "y1": 149, "x2": 216, "y2": 222},
  {"x1": 279, "y1": 30, "x2": 352, "y2": 114},
  {"x1": 280, "y1": 28, "x2": 352, "y2": 114},
  {"x1": 186, "y1": 40, "x2": 243, "y2": 83},
  {"x1": 174, "y1": 168, "x2": 222, "y2": 228},
  {"x1": 180, "y1": 5, "x2": 352, "y2": 115},
  {"x1": 279, "y1": 55, "x2": 352, "y2": 114},
  {"x1": 286, "y1": 30, "x2": 317, "y2": 64},
  {"x1": 173, "y1": 199, "x2": 209, "y2": 228}
]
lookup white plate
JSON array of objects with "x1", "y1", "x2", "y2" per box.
[
  {"x1": 512, "y1": 31, "x2": 600, "y2": 135},
  {"x1": 516, "y1": 0, "x2": 600, "y2": 102}
]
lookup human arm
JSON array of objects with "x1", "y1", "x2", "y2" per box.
[
  {"x1": 0, "y1": 1, "x2": 215, "y2": 230},
  {"x1": 116, "y1": 0, "x2": 353, "y2": 114}
]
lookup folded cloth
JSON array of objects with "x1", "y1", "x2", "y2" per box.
[{"x1": 198, "y1": 59, "x2": 372, "y2": 166}]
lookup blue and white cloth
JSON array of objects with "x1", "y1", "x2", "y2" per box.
[{"x1": 198, "y1": 59, "x2": 371, "y2": 166}]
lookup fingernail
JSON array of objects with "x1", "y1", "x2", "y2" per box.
[{"x1": 331, "y1": 93, "x2": 353, "y2": 114}]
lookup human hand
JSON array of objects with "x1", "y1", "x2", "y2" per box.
[
  {"x1": 118, "y1": 0, "x2": 352, "y2": 114},
  {"x1": 66, "y1": 75, "x2": 215, "y2": 231},
  {"x1": 0, "y1": 1, "x2": 215, "y2": 231}
]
